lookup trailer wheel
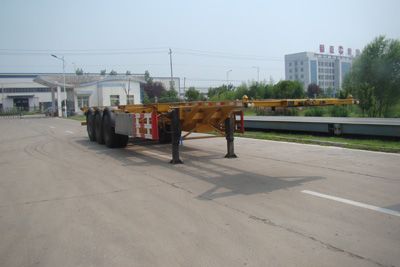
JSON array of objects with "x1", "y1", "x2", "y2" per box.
[
  {"x1": 94, "y1": 112, "x2": 105, "y2": 144},
  {"x1": 86, "y1": 108, "x2": 96, "y2": 141},
  {"x1": 158, "y1": 124, "x2": 172, "y2": 144},
  {"x1": 103, "y1": 110, "x2": 129, "y2": 148}
]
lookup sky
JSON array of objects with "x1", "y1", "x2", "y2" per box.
[{"x1": 0, "y1": 0, "x2": 399, "y2": 88}]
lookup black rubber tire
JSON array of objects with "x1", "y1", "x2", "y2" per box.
[
  {"x1": 158, "y1": 124, "x2": 172, "y2": 144},
  {"x1": 102, "y1": 110, "x2": 129, "y2": 148},
  {"x1": 86, "y1": 108, "x2": 96, "y2": 142},
  {"x1": 94, "y1": 112, "x2": 105, "y2": 144}
]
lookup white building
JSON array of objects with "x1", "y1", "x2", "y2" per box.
[
  {"x1": 73, "y1": 76, "x2": 143, "y2": 113},
  {"x1": 0, "y1": 74, "x2": 53, "y2": 111},
  {"x1": 0, "y1": 73, "x2": 179, "y2": 115},
  {"x1": 284, "y1": 52, "x2": 353, "y2": 95}
]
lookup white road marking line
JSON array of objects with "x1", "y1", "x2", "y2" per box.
[
  {"x1": 65, "y1": 130, "x2": 74, "y2": 134},
  {"x1": 49, "y1": 126, "x2": 56, "y2": 129},
  {"x1": 141, "y1": 150, "x2": 171, "y2": 160},
  {"x1": 302, "y1": 190, "x2": 400, "y2": 217}
]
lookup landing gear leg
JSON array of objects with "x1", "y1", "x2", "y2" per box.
[
  {"x1": 170, "y1": 108, "x2": 183, "y2": 164},
  {"x1": 225, "y1": 115, "x2": 237, "y2": 158}
]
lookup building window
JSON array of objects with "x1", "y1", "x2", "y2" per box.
[
  {"x1": 300, "y1": 68, "x2": 303, "y2": 72},
  {"x1": 127, "y1": 95, "x2": 134, "y2": 104},
  {"x1": 295, "y1": 61, "x2": 298, "y2": 66},
  {"x1": 289, "y1": 62, "x2": 292, "y2": 66},
  {"x1": 110, "y1": 95, "x2": 120, "y2": 106},
  {"x1": 300, "y1": 61, "x2": 303, "y2": 65},
  {"x1": 300, "y1": 74, "x2": 304, "y2": 78},
  {"x1": 289, "y1": 69, "x2": 292, "y2": 73},
  {"x1": 77, "y1": 95, "x2": 89, "y2": 108},
  {"x1": 295, "y1": 68, "x2": 298, "y2": 72}
]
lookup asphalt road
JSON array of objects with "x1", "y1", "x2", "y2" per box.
[{"x1": 0, "y1": 117, "x2": 399, "y2": 267}]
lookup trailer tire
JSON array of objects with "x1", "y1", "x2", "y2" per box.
[
  {"x1": 86, "y1": 108, "x2": 96, "y2": 142},
  {"x1": 103, "y1": 110, "x2": 129, "y2": 148},
  {"x1": 94, "y1": 112, "x2": 105, "y2": 144}
]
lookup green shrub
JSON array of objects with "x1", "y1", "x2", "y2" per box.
[
  {"x1": 255, "y1": 108, "x2": 299, "y2": 116},
  {"x1": 329, "y1": 106, "x2": 349, "y2": 117},
  {"x1": 304, "y1": 107, "x2": 325, "y2": 117}
]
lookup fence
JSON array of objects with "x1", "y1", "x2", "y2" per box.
[{"x1": 0, "y1": 108, "x2": 44, "y2": 118}]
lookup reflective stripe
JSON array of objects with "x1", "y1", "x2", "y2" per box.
[{"x1": 131, "y1": 112, "x2": 159, "y2": 140}]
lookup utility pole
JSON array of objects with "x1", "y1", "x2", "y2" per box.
[
  {"x1": 252, "y1": 66, "x2": 260, "y2": 83},
  {"x1": 226, "y1": 69, "x2": 232, "y2": 86},
  {"x1": 128, "y1": 78, "x2": 131, "y2": 104},
  {"x1": 1, "y1": 83, "x2": 4, "y2": 111},
  {"x1": 169, "y1": 48, "x2": 175, "y2": 90},
  {"x1": 51, "y1": 54, "x2": 67, "y2": 118},
  {"x1": 63, "y1": 57, "x2": 66, "y2": 117}
]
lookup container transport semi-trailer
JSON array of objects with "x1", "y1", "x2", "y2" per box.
[{"x1": 82, "y1": 96, "x2": 357, "y2": 164}]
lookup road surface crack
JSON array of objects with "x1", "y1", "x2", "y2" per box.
[
  {"x1": 198, "y1": 195, "x2": 392, "y2": 267},
  {"x1": 0, "y1": 189, "x2": 130, "y2": 207}
]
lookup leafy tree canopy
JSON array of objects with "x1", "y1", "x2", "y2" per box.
[
  {"x1": 343, "y1": 36, "x2": 400, "y2": 117},
  {"x1": 185, "y1": 87, "x2": 201, "y2": 101},
  {"x1": 272, "y1": 80, "x2": 305, "y2": 99},
  {"x1": 307, "y1": 83, "x2": 321, "y2": 98},
  {"x1": 75, "y1": 68, "x2": 84, "y2": 75}
]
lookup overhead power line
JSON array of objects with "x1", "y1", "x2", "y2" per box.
[{"x1": 0, "y1": 47, "x2": 283, "y2": 62}]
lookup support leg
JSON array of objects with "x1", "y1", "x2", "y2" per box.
[
  {"x1": 170, "y1": 108, "x2": 183, "y2": 164},
  {"x1": 224, "y1": 115, "x2": 237, "y2": 158}
]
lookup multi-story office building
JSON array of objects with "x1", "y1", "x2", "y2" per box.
[{"x1": 284, "y1": 52, "x2": 353, "y2": 95}]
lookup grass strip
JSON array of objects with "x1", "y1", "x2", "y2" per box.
[{"x1": 237, "y1": 131, "x2": 400, "y2": 153}]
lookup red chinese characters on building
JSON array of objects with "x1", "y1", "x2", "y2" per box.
[
  {"x1": 319, "y1": 44, "x2": 325, "y2": 53},
  {"x1": 347, "y1": 48, "x2": 352, "y2": 56},
  {"x1": 339, "y1": 46, "x2": 344, "y2": 55}
]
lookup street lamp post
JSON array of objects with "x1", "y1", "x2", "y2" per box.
[
  {"x1": 226, "y1": 69, "x2": 232, "y2": 86},
  {"x1": 252, "y1": 66, "x2": 260, "y2": 83},
  {"x1": 51, "y1": 54, "x2": 67, "y2": 118}
]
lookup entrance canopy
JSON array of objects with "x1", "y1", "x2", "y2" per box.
[{"x1": 33, "y1": 74, "x2": 104, "y2": 88}]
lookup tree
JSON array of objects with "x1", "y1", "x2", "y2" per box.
[
  {"x1": 142, "y1": 91, "x2": 151, "y2": 104},
  {"x1": 144, "y1": 70, "x2": 153, "y2": 84},
  {"x1": 343, "y1": 36, "x2": 400, "y2": 117},
  {"x1": 272, "y1": 80, "x2": 305, "y2": 99},
  {"x1": 75, "y1": 68, "x2": 84, "y2": 76},
  {"x1": 248, "y1": 82, "x2": 272, "y2": 99},
  {"x1": 234, "y1": 83, "x2": 249, "y2": 100},
  {"x1": 185, "y1": 87, "x2": 201, "y2": 101},
  {"x1": 144, "y1": 81, "x2": 166, "y2": 101},
  {"x1": 126, "y1": 70, "x2": 131, "y2": 75},
  {"x1": 307, "y1": 83, "x2": 321, "y2": 98},
  {"x1": 109, "y1": 70, "x2": 118, "y2": 75},
  {"x1": 100, "y1": 69, "x2": 106, "y2": 76},
  {"x1": 324, "y1": 87, "x2": 335, "y2": 98},
  {"x1": 159, "y1": 88, "x2": 179, "y2": 103},
  {"x1": 207, "y1": 85, "x2": 232, "y2": 99}
]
